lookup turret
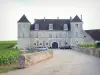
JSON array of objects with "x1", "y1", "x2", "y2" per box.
[
  {"x1": 70, "y1": 15, "x2": 83, "y2": 37},
  {"x1": 17, "y1": 15, "x2": 31, "y2": 49},
  {"x1": 70, "y1": 15, "x2": 83, "y2": 46}
]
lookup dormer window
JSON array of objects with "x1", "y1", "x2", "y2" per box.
[
  {"x1": 35, "y1": 24, "x2": 39, "y2": 30},
  {"x1": 49, "y1": 24, "x2": 53, "y2": 30},
  {"x1": 63, "y1": 24, "x2": 68, "y2": 30}
]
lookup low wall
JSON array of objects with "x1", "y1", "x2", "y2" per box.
[
  {"x1": 18, "y1": 50, "x2": 53, "y2": 68},
  {"x1": 73, "y1": 47, "x2": 100, "y2": 57}
]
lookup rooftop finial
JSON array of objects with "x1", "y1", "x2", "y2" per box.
[
  {"x1": 70, "y1": 16, "x2": 72, "y2": 21},
  {"x1": 57, "y1": 17, "x2": 59, "y2": 19},
  {"x1": 44, "y1": 17, "x2": 45, "y2": 21},
  {"x1": 81, "y1": 15, "x2": 82, "y2": 21}
]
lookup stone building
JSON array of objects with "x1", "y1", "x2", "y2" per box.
[{"x1": 17, "y1": 15, "x2": 94, "y2": 49}]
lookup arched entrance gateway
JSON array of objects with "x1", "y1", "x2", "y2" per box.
[{"x1": 52, "y1": 42, "x2": 58, "y2": 48}]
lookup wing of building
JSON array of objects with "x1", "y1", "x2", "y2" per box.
[
  {"x1": 85, "y1": 29, "x2": 100, "y2": 42},
  {"x1": 17, "y1": 15, "x2": 95, "y2": 50}
]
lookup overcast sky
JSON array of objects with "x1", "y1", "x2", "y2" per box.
[{"x1": 0, "y1": 0, "x2": 100, "y2": 40}]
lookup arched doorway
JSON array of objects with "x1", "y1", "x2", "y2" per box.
[{"x1": 52, "y1": 42, "x2": 58, "y2": 48}]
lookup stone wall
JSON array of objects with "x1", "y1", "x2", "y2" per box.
[
  {"x1": 73, "y1": 47, "x2": 100, "y2": 57},
  {"x1": 18, "y1": 50, "x2": 53, "y2": 68}
]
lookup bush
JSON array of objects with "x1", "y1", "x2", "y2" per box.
[
  {"x1": 0, "y1": 49, "x2": 20, "y2": 65},
  {"x1": 96, "y1": 42, "x2": 100, "y2": 48},
  {"x1": 79, "y1": 43, "x2": 96, "y2": 48}
]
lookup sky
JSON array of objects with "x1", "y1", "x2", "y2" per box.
[{"x1": 0, "y1": 0, "x2": 100, "y2": 40}]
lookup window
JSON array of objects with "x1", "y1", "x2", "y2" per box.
[
  {"x1": 34, "y1": 32, "x2": 38, "y2": 38},
  {"x1": 75, "y1": 24, "x2": 78, "y2": 28},
  {"x1": 49, "y1": 24, "x2": 53, "y2": 30},
  {"x1": 76, "y1": 32, "x2": 78, "y2": 37},
  {"x1": 63, "y1": 24, "x2": 68, "y2": 30},
  {"x1": 34, "y1": 43, "x2": 36, "y2": 45},
  {"x1": 46, "y1": 43, "x2": 48, "y2": 45},
  {"x1": 35, "y1": 24, "x2": 39, "y2": 30}
]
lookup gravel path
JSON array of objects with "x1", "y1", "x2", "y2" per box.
[{"x1": 8, "y1": 49, "x2": 100, "y2": 75}]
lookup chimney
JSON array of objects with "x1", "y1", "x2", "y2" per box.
[
  {"x1": 70, "y1": 16, "x2": 72, "y2": 21},
  {"x1": 44, "y1": 17, "x2": 45, "y2": 21},
  {"x1": 81, "y1": 15, "x2": 82, "y2": 20},
  {"x1": 34, "y1": 18, "x2": 36, "y2": 21},
  {"x1": 57, "y1": 17, "x2": 59, "y2": 19}
]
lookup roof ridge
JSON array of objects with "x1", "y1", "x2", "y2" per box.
[{"x1": 35, "y1": 19, "x2": 68, "y2": 20}]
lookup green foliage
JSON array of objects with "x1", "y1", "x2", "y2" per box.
[
  {"x1": 0, "y1": 66, "x2": 18, "y2": 72},
  {"x1": 79, "y1": 43, "x2": 96, "y2": 48},
  {"x1": 95, "y1": 42, "x2": 100, "y2": 48},
  {"x1": 0, "y1": 41, "x2": 20, "y2": 65}
]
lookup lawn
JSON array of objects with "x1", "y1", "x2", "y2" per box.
[{"x1": 0, "y1": 40, "x2": 20, "y2": 73}]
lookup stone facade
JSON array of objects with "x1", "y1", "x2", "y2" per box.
[{"x1": 17, "y1": 15, "x2": 95, "y2": 50}]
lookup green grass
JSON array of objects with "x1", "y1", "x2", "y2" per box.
[
  {"x1": 0, "y1": 40, "x2": 17, "y2": 43},
  {"x1": 0, "y1": 66, "x2": 18, "y2": 73},
  {"x1": 0, "y1": 40, "x2": 17, "y2": 49},
  {"x1": 0, "y1": 40, "x2": 20, "y2": 72}
]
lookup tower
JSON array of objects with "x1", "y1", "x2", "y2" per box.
[
  {"x1": 17, "y1": 15, "x2": 31, "y2": 49},
  {"x1": 70, "y1": 15, "x2": 83, "y2": 46}
]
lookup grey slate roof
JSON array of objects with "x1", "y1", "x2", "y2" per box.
[
  {"x1": 30, "y1": 19, "x2": 71, "y2": 30},
  {"x1": 18, "y1": 15, "x2": 30, "y2": 23},
  {"x1": 85, "y1": 29, "x2": 100, "y2": 41},
  {"x1": 71, "y1": 15, "x2": 82, "y2": 22}
]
